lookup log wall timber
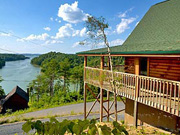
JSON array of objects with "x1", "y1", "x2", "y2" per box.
[
  {"x1": 149, "y1": 57, "x2": 180, "y2": 81},
  {"x1": 125, "y1": 57, "x2": 135, "y2": 74},
  {"x1": 125, "y1": 57, "x2": 180, "y2": 81}
]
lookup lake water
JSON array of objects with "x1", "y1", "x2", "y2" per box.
[
  {"x1": 0, "y1": 55, "x2": 80, "y2": 94},
  {"x1": 0, "y1": 55, "x2": 40, "y2": 94}
]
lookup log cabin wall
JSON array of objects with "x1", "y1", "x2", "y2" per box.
[
  {"x1": 124, "y1": 57, "x2": 180, "y2": 81},
  {"x1": 149, "y1": 57, "x2": 180, "y2": 81},
  {"x1": 124, "y1": 57, "x2": 135, "y2": 74}
]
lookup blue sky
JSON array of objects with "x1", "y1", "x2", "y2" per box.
[{"x1": 0, "y1": 0, "x2": 164, "y2": 54}]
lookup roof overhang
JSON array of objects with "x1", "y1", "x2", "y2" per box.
[{"x1": 77, "y1": 50, "x2": 180, "y2": 57}]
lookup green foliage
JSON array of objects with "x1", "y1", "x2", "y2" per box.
[
  {"x1": 29, "y1": 90, "x2": 81, "y2": 109},
  {"x1": 112, "y1": 121, "x2": 128, "y2": 135},
  {"x1": 0, "y1": 58, "x2": 5, "y2": 69},
  {"x1": 0, "y1": 54, "x2": 28, "y2": 61},
  {"x1": 0, "y1": 76, "x2": 5, "y2": 96},
  {"x1": 22, "y1": 118, "x2": 128, "y2": 135},
  {"x1": 29, "y1": 52, "x2": 124, "y2": 109},
  {"x1": 31, "y1": 52, "x2": 84, "y2": 67},
  {"x1": 85, "y1": 16, "x2": 109, "y2": 45},
  {"x1": 0, "y1": 54, "x2": 28, "y2": 69}
]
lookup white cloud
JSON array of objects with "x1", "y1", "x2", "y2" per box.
[
  {"x1": 45, "y1": 40, "x2": 63, "y2": 44},
  {"x1": 53, "y1": 24, "x2": 74, "y2": 39},
  {"x1": 72, "y1": 42, "x2": 80, "y2": 48},
  {"x1": 58, "y1": 1, "x2": 88, "y2": 23},
  {"x1": 110, "y1": 39, "x2": 124, "y2": 46},
  {"x1": 79, "y1": 27, "x2": 86, "y2": 37},
  {"x1": 44, "y1": 27, "x2": 51, "y2": 31},
  {"x1": 0, "y1": 33, "x2": 11, "y2": 37},
  {"x1": 17, "y1": 33, "x2": 49, "y2": 42},
  {"x1": 55, "y1": 18, "x2": 61, "y2": 23},
  {"x1": 50, "y1": 17, "x2": 53, "y2": 21},
  {"x1": 118, "y1": 8, "x2": 134, "y2": 18},
  {"x1": 116, "y1": 17, "x2": 136, "y2": 34},
  {"x1": 53, "y1": 24, "x2": 87, "y2": 39}
]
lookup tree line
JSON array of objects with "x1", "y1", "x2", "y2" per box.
[
  {"x1": 0, "y1": 54, "x2": 29, "y2": 69},
  {"x1": 28, "y1": 52, "x2": 124, "y2": 108}
]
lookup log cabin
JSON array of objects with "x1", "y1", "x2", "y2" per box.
[
  {"x1": 77, "y1": 0, "x2": 180, "y2": 132},
  {"x1": 0, "y1": 86, "x2": 29, "y2": 113}
]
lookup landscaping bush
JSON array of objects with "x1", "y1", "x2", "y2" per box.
[{"x1": 22, "y1": 117, "x2": 128, "y2": 135}]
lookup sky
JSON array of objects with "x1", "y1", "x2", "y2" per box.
[{"x1": 0, "y1": 0, "x2": 165, "y2": 54}]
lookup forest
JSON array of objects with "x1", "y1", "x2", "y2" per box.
[
  {"x1": 0, "y1": 54, "x2": 29, "y2": 69},
  {"x1": 0, "y1": 58, "x2": 5, "y2": 69},
  {"x1": 29, "y1": 52, "x2": 124, "y2": 108}
]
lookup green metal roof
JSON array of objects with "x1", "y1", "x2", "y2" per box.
[{"x1": 77, "y1": 0, "x2": 180, "y2": 55}]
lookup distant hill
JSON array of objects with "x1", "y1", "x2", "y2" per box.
[
  {"x1": 31, "y1": 51, "x2": 124, "y2": 68},
  {"x1": 0, "y1": 54, "x2": 29, "y2": 69},
  {"x1": 31, "y1": 52, "x2": 84, "y2": 68}
]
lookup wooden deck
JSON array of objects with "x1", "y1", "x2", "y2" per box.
[{"x1": 85, "y1": 67, "x2": 180, "y2": 117}]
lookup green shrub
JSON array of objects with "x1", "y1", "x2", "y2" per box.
[{"x1": 22, "y1": 117, "x2": 128, "y2": 135}]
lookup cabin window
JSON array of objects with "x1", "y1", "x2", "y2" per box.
[{"x1": 140, "y1": 58, "x2": 147, "y2": 76}]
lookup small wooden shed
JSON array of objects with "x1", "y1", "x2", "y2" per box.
[
  {"x1": 0, "y1": 86, "x2": 29, "y2": 113},
  {"x1": 77, "y1": 0, "x2": 180, "y2": 132}
]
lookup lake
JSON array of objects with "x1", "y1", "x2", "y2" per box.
[
  {"x1": 0, "y1": 55, "x2": 40, "y2": 94},
  {"x1": 0, "y1": 55, "x2": 80, "y2": 94}
]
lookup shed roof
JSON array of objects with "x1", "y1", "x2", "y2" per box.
[
  {"x1": 1, "y1": 86, "x2": 29, "y2": 105},
  {"x1": 77, "y1": 0, "x2": 180, "y2": 55}
]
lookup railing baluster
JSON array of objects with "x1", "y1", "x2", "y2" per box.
[
  {"x1": 147, "y1": 78, "x2": 150, "y2": 105},
  {"x1": 166, "y1": 82, "x2": 169, "y2": 112},
  {"x1": 139, "y1": 76, "x2": 141, "y2": 102},
  {"x1": 153, "y1": 80, "x2": 155, "y2": 107},
  {"x1": 162, "y1": 81, "x2": 165, "y2": 111},
  {"x1": 142, "y1": 77, "x2": 145, "y2": 103},
  {"x1": 120, "y1": 74, "x2": 123, "y2": 94},
  {"x1": 178, "y1": 84, "x2": 180, "y2": 116},
  {"x1": 169, "y1": 82, "x2": 172, "y2": 113},
  {"x1": 128, "y1": 75, "x2": 130, "y2": 98},
  {"x1": 141, "y1": 77, "x2": 144, "y2": 103},
  {"x1": 156, "y1": 80, "x2": 159, "y2": 108},
  {"x1": 174, "y1": 83, "x2": 176, "y2": 115},
  {"x1": 159, "y1": 80, "x2": 162, "y2": 109},
  {"x1": 145, "y1": 78, "x2": 147, "y2": 104},
  {"x1": 123, "y1": 74, "x2": 125, "y2": 96},
  {"x1": 150, "y1": 79, "x2": 152, "y2": 106}
]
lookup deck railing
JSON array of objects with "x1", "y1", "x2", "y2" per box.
[{"x1": 85, "y1": 67, "x2": 180, "y2": 116}]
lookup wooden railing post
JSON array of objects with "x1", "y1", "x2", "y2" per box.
[
  {"x1": 100, "y1": 56, "x2": 104, "y2": 122},
  {"x1": 84, "y1": 56, "x2": 87, "y2": 120},
  {"x1": 134, "y1": 57, "x2": 140, "y2": 127}
]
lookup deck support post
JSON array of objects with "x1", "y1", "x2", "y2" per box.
[
  {"x1": 107, "y1": 91, "x2": 110, "y2": 122},
  {"x1": 84, "y1": 56, "x2": 87, "y2": 120},
  {"x1": 100, "y1": 56, "x2": 104, "y2": 122},
  {"x1": 134, "y1": 57, "x2": 140, "y2": 127},
  {"x1": 107, "y1": 57, "x2": 110, "y2": 122}
]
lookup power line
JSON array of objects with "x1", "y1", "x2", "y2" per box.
[
  {"x1": 0, "y1": 30, "x2": 56, "y2": 51},
  {"x1": 0, "y1": 47, "x2": 18, "y2": 53},
  {"x1": 2, "y1": 79, "x2": 31, "y2": 82}
]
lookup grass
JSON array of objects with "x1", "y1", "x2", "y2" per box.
[
  {"x1": 0, "y1": 110, "x2": 100, "y2": 125},
  {"x1": 0, "y1": 99, "x2": 95, "y2": 119},
  {"x1": 0, "y1": 97, "x2": 124, "y2": 124},
  {"x1": 0, "y1": 99, "x2": 97, "y2": 124}
]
